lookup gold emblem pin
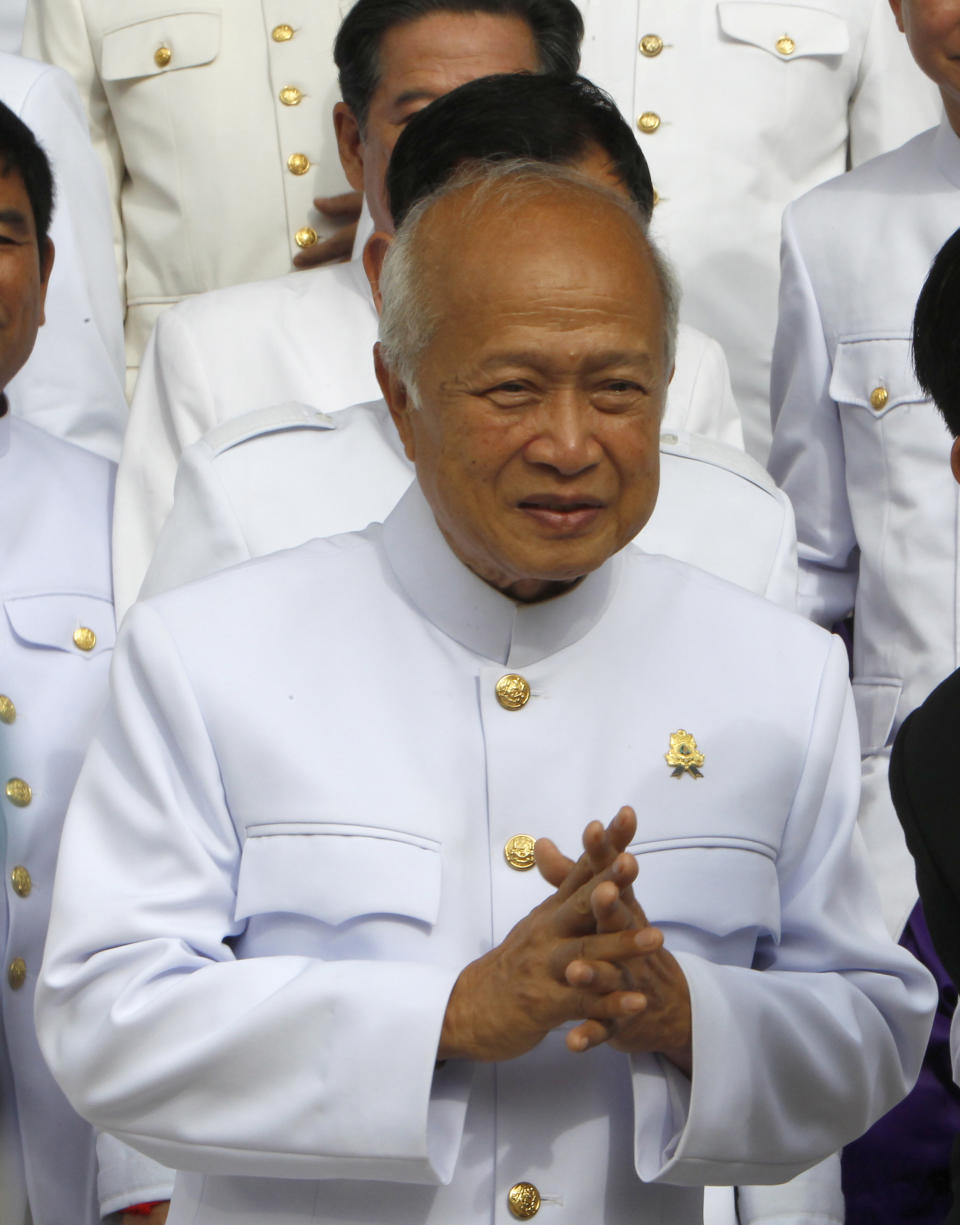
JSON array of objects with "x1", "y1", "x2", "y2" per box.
[{"x1": 665, "y1": 730, "x2": 704, "y2": 779}]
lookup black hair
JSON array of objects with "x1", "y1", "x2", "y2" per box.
[
  {"x1": 914, "y1": 227, "x2": 960, "y2": 437},
  {"x1": 387, "y1": 73, "x2": 654, "y2": 226},
  {"x1": 334, "y1": 0, "x2": 583, "y2": 133},
  {"x1": 0, "y1": 100, "x2": 54, "y2": 247}
]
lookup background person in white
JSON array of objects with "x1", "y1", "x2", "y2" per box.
[
  {"x1": 115, "y1": 0, "x2": 742, "y2": 621},
  {"x1": 1, "y1": 52, "x2": 125, "y2": 460},
  {"x1": 37, "y1": 163, "x2": 934, "y2": 1225},
  {"x1": 576, "y1": 0, "x2": 940, "y2": 460}
]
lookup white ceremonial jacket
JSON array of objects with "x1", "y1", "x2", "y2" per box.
[
  {"x1": 768, "y1": 116, "x2": 960, "y2": 938},
  {"x1": 37, "y1": 483, "x2": 934, "y2": 1225},
  {"x1": 115, "y1": 252, "x2": 743, "y2": 618},
  {"x1": 0, "y1": 410, "x2": 115, "y2": 1225},
  {"x1": 140, "y1": 399, "x2": 795, "y2": 609},
  {"x1": 577, "y1": 0, "x2": 940, "y2": 461},
  {"x1": 1, "y1": 52, "x2": 126, "y2": 461},
  {"x1": 21, "y1": 0, "x2": 354, "y2": 378}
]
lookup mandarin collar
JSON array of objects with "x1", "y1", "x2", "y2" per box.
[
  {"x1": 934, "y1": 111, "x2": 960, "y2": 188},
  {"x1": 381, "y1": 482, "x2": 622, "y2": 668}
]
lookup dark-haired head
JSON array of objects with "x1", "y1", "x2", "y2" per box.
[
  {"x1": 334, "y1": 0, "x2": 583, "y2": 134},
  {"x1": 386, "y1": 73, "x2": 654, "y2": 227},
  {"x1": 0, "y1": 101, "x2": 54, "y2": 250},
  {"x1": 914, "y1": 227, "x2": 960, "y2": 440}
]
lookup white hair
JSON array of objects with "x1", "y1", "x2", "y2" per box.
[{"x1": 377, "y1": 159, "x2": 680, "y2": 404}]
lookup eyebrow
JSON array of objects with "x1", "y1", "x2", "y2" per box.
[
  {"x1": 0, "y1": 208, "x2": 31, "y2": 237},
  {"x1": 390, "y1": 89, "x2": 438, "y2": 110}
]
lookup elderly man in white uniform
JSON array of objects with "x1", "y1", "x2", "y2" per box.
[
  {"x1": 21, "y1": 0, "x2": 358, "y2": 381},
  {"x1": 0, "y1": 98, "x2": 164, "y2": 1225},
  {"x1": 576, "y1": 0, "x2": 940, "y2": 460},
  {"x1": 37, "y1": 163, "x2": 934, "y2": 1225},
  {"x1": 141, "y1": 74, "x2": 792, "y2": 615},
  {"x1": 0, "y1": 60, "x2": 125, "y2": 460}
]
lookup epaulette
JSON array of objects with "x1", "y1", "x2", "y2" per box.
[{"x1": 204, "y1": 402, "x2": 336, "y2": 457}]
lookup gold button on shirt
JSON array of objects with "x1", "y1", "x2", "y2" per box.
[
  {"x1": 7, "y1": 958, "x2": 25, "y2": 990},
  {"x1": 508, "y1": 1183, "x2": 541, "y2": 1219},
  {"x1": 295, "y1": 227, "x2": 318, "y2": 249},
  {"x1": 503, "y1": 835, "x2": 536, "y2": 871},
  {"x1": 495, "y1": 674, "x2": 531, "y2": 710},
  {"x1": 272, "y1": 24, "x2": 294, "y2": 41},
  {"x1": 0, "y1": 695, "x2": 15, "y2": 724},
  {"x1": 73, "y1": 626, "x2": 96, "y2": 652},
  {"x1": 640, "y1": 33, "x2": 663, "y2": 56},
  {"x1": 154, "y1": 45, "x2": 172, "y2": 68},
  {"x1": 637, "y1": 111, "x2": 661, "y2": 134},
  {"x1": 776, "y1": 35, "x2": 796, "y2": 55},
  {"x1": 11, "y1": 866, "x2": 31, "y2": 898},
  {"x1": 869, "y1": 386, "x2": 889, "y2": 411},
  {"x1": 279, "y1": 85, "x2": 303, "y2": 106},
  {"x1": 5, "y1": 778, "x2": 32, "y2": 807},
  {"x1": 287, "y1": 152, "x2": 311, "y2": 176}
]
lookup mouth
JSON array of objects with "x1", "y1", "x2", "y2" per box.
[{"x1": 517, "y1": 494, "x2": 606, "y2": 532}]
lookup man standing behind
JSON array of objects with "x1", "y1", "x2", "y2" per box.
[{"x1": 37, "y1": 163, "x2": 933, "y2": 1225}]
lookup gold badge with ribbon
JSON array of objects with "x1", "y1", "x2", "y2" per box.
[{"x1": 665, "y1": 730, "x2": 704, "y2": 779}]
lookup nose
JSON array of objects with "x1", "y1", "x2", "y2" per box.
[{"x1": 523, "y1": 391, "x2": 602, "y2": 475}]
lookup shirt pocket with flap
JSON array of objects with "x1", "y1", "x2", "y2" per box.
[
  {"x1": 100, "y1": 10, "x2": 221, "y2": 82},
  {"x1": 4, "y1": 593, "x2": 116, "y2": 660},
  {"x1": 717, "y1": 1, "x2": 849, "y2": 60},
  {"x1": 235, "y1": 823, "x2": 442, "y2": 929}
]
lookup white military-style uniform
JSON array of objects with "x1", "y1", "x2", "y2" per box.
[
  {"x1": 139, "y1": 399, "x2": 795, "y2": 608},
  {"x1": 1, "y1": 52, "x2": 126, "y2": 460},
  {"x1": 21, "y1": 0, "x2": 354, "y2": 379},
  {"x1": 37, "y1": 481, "x2": 933, "y2": 1225},
  {"x1": 115, "y1": 246, "x2": 744, "y2": 618},
  {"x1": 577, "y1": 0, "x2": 940, "y2": 460},
  {"x1": 767, "y1": 115, "x2": 960, "y2": 939},
  {"x1": 0, "y1": 407, "x2": 116, "y2": 1224}
]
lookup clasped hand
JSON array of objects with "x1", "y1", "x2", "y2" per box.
[{"x1": 438, "y1": 808, "x2": 692, "y2": 1074}]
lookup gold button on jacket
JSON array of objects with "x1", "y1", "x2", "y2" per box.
[
  {"x1": 272, "y1": 23, "x2": 294, "y2": 41},
  {"x1": 508, "y1": 1182, "x2": 541, "y2": 1219},
  {"x1": 495, "y1": 674, "x2": 531, "y2": 710},
  {"x1": 0, "y1": 695, "x2": 15, "y2": 724},
  {"x1": 640, "y1": 33, "x2": 664, "y2": 57},
  {"x1": 637, "y1": 111, "x2": 661, "y2": 134},
  {"x1": 5, "y1": 778, "x2": 32, "y2": 807},
  {"x1": 279, "y1": 85, "x2": 303, "y2": 106},
  {"x1": 154, "y1": 44, "x2": 172, "y2": 68},
  {"x1": 11, "y1": 866, "x2": 31, "y2": 898},
  {"x1": 869, "y1": 386, "x2": 889, "y2": 411},
  {"x1": 295, "y1": 226, "x2": 318, "y2": 249},
  {"x1": 7, "y1": 958, "x2": 26, "y2": 990},
  {"x1": 73, "y1": 626, "x2": 97, "y2": 651},
  {"x1": 504, "y1": 834, "x2": 536, "y2": 871},
  {"x1": 287, "y1": 152, "x2": 310, "y2": 176},
  {"x1": 776, "y1": 35, "x2": 796, "y2": 55}
]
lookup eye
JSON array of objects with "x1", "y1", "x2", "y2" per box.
[{"x1": 478, "y1": 379, "x2": 538, "y2": 407}]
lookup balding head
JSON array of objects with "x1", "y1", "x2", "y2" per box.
[{"x1": 375, "y1": 163, "x2": 676, "y2": 602}]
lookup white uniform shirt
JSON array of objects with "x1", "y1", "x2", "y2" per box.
[
  {"x1": 139, "y1": 399, "x2": 795, "y2": 609},
  {"x1": 37, "y1": 483, "x2": 934, "y2": 1225},
  {"x1": 1, "y1": 52, "x2": 126, "y2": 460},
  {"x1": 22, "y1": 0, "x2": 354, "y2": 378},
  {"x1": 577, "y1": 0, "x2": 940, "y2": 460},
  {"x1": 768, "y1": 116, "x2": 960, "y2": 937},
  {"x1": 114, "y1": 255, "x2": 743, "y2": 618},
  {"x1": 0, "y1": 409, "x2": 115, "y2": 1225}
]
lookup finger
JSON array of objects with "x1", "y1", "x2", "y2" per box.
[
  {"x1": 566, "y1": 1018, "x2": 615, "y2": 1053},
  {"x1": 313, "y1": 191, "x2": 363, "y2": 218},
  {"x1": 583, "y1": 806, "x2": 637, "y2": 871},
  {"x1": 535, "y1": 837, "x2": 575, "y2": 889},
  {"x1": 551, "y1": 926, "x2": 655, "y2": 981},
  {"x1": 553, "y1": 852, "x2": 640, "y2": 935},
  {"x1": 591, "y1": 879, "x2": 638, "y2": 934},
  {"x1": 564, "y1": 957, "x2": 628, "y2": 993}
]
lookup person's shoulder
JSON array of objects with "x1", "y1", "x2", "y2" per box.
[
  {"x1": 659, "y1": 429, "x2": 779, "y2": 497},
  {"x1": 196, "y1": 401, "x2": 338, "y2": 458},
  {"x1": 0, "y1": 51, "x2": 63, "y2": 110}
]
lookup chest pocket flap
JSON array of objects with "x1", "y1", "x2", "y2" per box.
[
  {"x1": 4, "y1": 593, "x2": 115, "y2": 659},
  {"x1": 235, "y1": 825, "x2": 442, "y2": 928},
  {"x1": 717, "y1": 2, "x2": 849, "y2": 58},
  {"x1": 101, "y1": 11, "x2": 221, "y2": 81},
  {"x1": 829, "y1": 336, "x2": 926, "y2": 415}
]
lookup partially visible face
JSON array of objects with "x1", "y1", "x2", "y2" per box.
[
  {"x1": 890, "y1": 0, "x2": 960, "y2": 123},
  {"x1": 336, "y1": 11, "x2": 541, "y2": 231},
  {"x1": 0, "y1": 165, "x2": 51, "y2": 394},
  {"x1": 378, "y1": 183, "x2": 668, "y2": 603}
]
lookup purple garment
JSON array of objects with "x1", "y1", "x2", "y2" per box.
[{"x1": 842, "y1": 902, "x2": 960, "y2": 1223}]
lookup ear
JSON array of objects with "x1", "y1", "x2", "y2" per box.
[
  {"x1": 334, "y1": 102, "x2": 365, "y2": 193},
  {"x1": 950, "y1": 435, "x2": 960, "y2": 486},
  {"x1": 362, "y1": 231, "x2": 393, "y2": 315},
  {"x1": 374, "y1": 342, "x2": 417, "y2": 461},
  {"x1": 37, "y1": 237, "x2": 54, "y2": 326},
  {"x1": 888, "y1": 0, "x2": 904, "y2": 32}
]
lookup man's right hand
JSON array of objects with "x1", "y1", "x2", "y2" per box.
[{"x1": 437, "y1": 827, "x2": 659, "y2": 1063}]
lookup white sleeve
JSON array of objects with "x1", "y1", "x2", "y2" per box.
[
  {"x1": 735, "y1": 1155, "x2": 844, "y2": 1225},
  {"x1": 5, "y1": 60, "x2": 126, "y2": 461},
  {"x1": 631, "y1": 636, "x2": 935, "y2": 1184},
  {"x1": 759, "y1": 484, "x2": 799, "y2": 612},
  {"x1": 768, "y1": 206, "x2": 858, "y2": 628},
  {"x1": 665, "y1": 326, "x2": 745, "y2": 450},
  {"x1": 36, "y1": 603, "x2": 469, "y2": 1182},
  {"x1": 114, "y1": 308, "x2": 219, "y2": 618},
  {"x1": 139, "y1": 440, "x2": 255, "y2": 600},
  {"x1": 96, "y1": 1134, "x2": 174, "y2": 1218}
]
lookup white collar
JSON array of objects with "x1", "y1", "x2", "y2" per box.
[
  {"x1": 934, "y1": 111, "x2": 960, "y2": 188},
  {"x1": 381, "y1": 482, "x2": 622, "y2": 668}
]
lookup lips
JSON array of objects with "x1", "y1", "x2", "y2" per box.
[{"x1": 517, "y1": 494, "x2": 606, "y2": 532}]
